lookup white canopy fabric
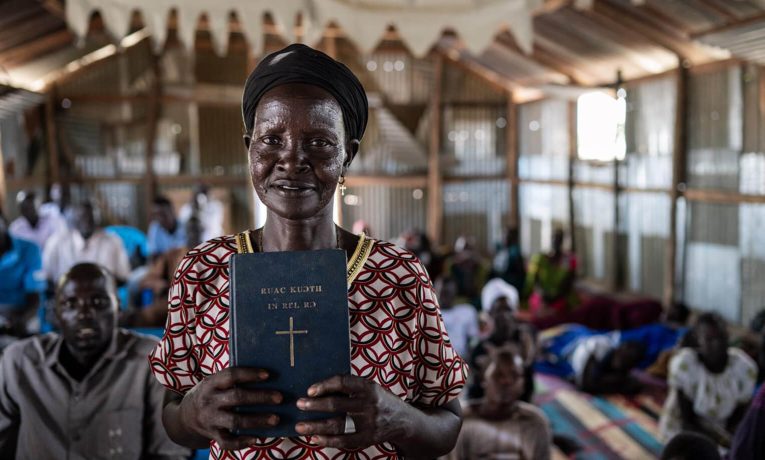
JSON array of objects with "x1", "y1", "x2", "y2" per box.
[{"x1": 66, "y1": 0, "x2": 540, "y2": 57}]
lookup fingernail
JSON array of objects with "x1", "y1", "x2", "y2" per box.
[
  {"x1": 273, "y1": 393, "x2": 283, "y2": 404},
  {"x1": 258, "y1": 371, "x2": 269, "y2": 379},
  {"x1": 295, "y1": 423, "x2": 307, "y2": 433},
  {"x1": 307, "y1": 387, "x2": 317, "y2": 396},
  {"x1": 268, "y1": 415, "x2": 279, "y2": 426},
  {"x1": 296, "y1": 398, "x2": 307, "y2": 410}
]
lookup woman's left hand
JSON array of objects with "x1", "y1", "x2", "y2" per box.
[{"x1": 295, "y1": 374, "x2": 410, "y2": 449}]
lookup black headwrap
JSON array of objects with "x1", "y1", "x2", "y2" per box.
[{"x1": 242, "y1": 44, "x2": 368, "y2": 141}]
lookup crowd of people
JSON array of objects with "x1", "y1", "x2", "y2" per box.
[{"x1": 395, "y1": 224, "x2": 765, "y2": 459}]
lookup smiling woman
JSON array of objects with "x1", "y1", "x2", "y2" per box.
[{"x1": 148, "y1": 44, "x2": 467, "y2": 459}]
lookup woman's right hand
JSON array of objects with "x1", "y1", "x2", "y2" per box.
[{"x1": 178, "y1": 367, "x2": 283, "y2": 450}]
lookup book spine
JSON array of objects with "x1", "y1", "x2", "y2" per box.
[{"x1": 229, "y1": 256, "x2": 237, "y2": 366}]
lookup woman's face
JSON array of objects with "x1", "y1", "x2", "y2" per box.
[{"x1": 246, "y1": 84, "x2": 357, "y2": 221}]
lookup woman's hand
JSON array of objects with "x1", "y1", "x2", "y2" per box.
[
  {"x1": 294, "y1": 374, "x2": 411, "y2": 450},
  {"x1": 177, "y1": 368, "x2": 283, "y2": 451}
]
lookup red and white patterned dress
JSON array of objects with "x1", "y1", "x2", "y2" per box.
[{"x1": 149, "y1": 234, "x2": 468, "y2": 459}]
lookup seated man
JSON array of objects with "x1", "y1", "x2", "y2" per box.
[
  {"x1": 0, "y1": 263, "x2": 189, "y2": 459},
  {"x1": 443, "y1": 347, "x2": 551, "y2": 460},
  {"x1": 43, "y1": 200, "x2": 131, "y2": 287},
  {"x1": 9, "y1": 190, "x2": 66, "y2": 251},
  {"x1": 147, "y1": 196, "x2": 186, "y2": 260},
  {"x1": 0, "y1": 211, "x2": 45, "y2": 336}
]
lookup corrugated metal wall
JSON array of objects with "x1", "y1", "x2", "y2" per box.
[{"x1": 341, "y1": 185, "x2": 427, "y2": 242}]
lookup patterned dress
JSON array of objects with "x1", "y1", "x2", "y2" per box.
[
  {"x1": 658, "y1": 347, "x2": 757, "y2": 442},
  {"x1": 149, "y1": 233, "x2": 467, "y2": 459}
]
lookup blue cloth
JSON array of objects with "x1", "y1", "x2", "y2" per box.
[
  {"x1": 0, "y1": 237, "x2": 45, "y2": 309},
  {"x1": 535, "y1": 323, "x2": 684, "y2": 378},
  {"x1": 146, "y1": 221, "x2": 185, "y2": 257},
  {"x1": 105, "y1": 225, "x2": 148, "y2": 260},
  {"x1": 535, "y1": 324, "x2": 601, "y2": 378},
  {"x1": 618, "y1": 323, "x2": 685, "y2": 368}
]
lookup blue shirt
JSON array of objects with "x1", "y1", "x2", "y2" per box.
[
  {"x1": 146, "y1": 221, "x2": 185, "y2": 258},
  {"x1": 105, "y1": 225, "x2": 148, "y2": 261},
  {"x1": 0, "y1": 237, "x2": 45, "y2": 309}
]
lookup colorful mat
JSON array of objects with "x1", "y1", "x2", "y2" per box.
[{"x1": 535, "y1": 373, "x2": 665, "y2": 459}]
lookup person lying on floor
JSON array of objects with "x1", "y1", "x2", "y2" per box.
[
  {"x1": 658, "y1": 312, "x2": 757, "y2": 449},
  {"x1": 443, "y1": 346, "x2": 551, "y2": 460},
  {"x1": 536, "y1": 324, "x2": 647, "y2": 394},
  {"x1": 0, "y1": 262, "x2": 189, "y2": 459}
]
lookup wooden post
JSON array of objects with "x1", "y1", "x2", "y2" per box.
[
  {"x1": 45, "y1": 86, "x2": 60, "y2": 189},
  {"x1": 613, "y1": 144, "x2": 622, "y2": 291},
  {"x1": 506, "y1": 92, "x2": 520, "y2": 231},
  {"x1": 144, "y1": 52, "x2": 162, "y2": 219},
  {"x1": 664, "y1": 64, "x2": 689, "y2": 307},
  {"x1": 567, "y1": 100, "x2": 577, "y2": 254},
  {"x1": 0, "y1": 140, "x2": 6, "y2": 207},
  {"x1": 427, "y1": 55, "x2": 444, "y2": 247}
]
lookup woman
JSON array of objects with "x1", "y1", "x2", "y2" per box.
[
  {"x1": 523, "y1": 228, "x2": 577, "y2": 318},
  {"x1": 658, "y1": 312, "x2": 757, "y2": 447},
  {"x1": 149, "y1": 44, "x2": 466, "y2": 459}
]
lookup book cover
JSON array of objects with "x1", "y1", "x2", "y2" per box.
[{"x1": 229, "y1": 249, "x2": 351, "y2": 438}]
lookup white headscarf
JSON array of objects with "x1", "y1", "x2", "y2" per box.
[{"x1": 481, "y1": 278, "x2": 519, "y2": 312}]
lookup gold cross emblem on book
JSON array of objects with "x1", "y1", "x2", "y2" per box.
[{"x1": 274, "y1": 317, "x2": 308, "y2": 367}]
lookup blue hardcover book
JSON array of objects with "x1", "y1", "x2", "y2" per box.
[{"x1": 229, "y1": 249, "x2": 351, "y2": 438}]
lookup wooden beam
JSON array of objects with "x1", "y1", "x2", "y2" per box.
[
  {"x1": 345, "y1": 175, "x2": 427, "y2": 188},
  {"x1": 664, "y1": 65, "x2": 688, "y2": 308},
  {"x1": 427, "y1": 55, "x2": 444, "y2": 247},
  {"x1": 0, "y1": 135, "x2": 6, "y2": 207},
  {"x1": 506, "y1": 92, "x2": 520, "y2": 230},
  {"x1": 44, "y1": 86, "x2": 59, "y2": 189},
  {"x1": 38, "y1": 0, "x2": 65, "y2": 19},
  {"x1": 684, "y1": 189, "x2": 765, "y2": 205},
  {"x1": 143, "y1": 52, "x2": 161, "y2": 220},
  {"x1": 437, "y1": 47, "x2": 513, "y2": 94},
  {"x1": 0, "y1": 28, "x2": 73, "y2": 67},
  {"x1": 567, "y1": 100, "x2": 577, "y2": 253}
]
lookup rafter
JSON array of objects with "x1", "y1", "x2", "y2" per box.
[{"x1": 0, "y1": 29, "x2": 72, "y2": 67}]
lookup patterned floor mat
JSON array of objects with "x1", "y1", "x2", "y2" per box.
[{"x1": 535, "y1": 373, "x2": 665, "y2": 459}]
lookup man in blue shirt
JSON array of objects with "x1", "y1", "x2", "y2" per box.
[
  {"x1": 0, "y1": 211, "x2": 45, "y2": 336},
  {"x1": 146, "y1": 196, "x2": 185, "y2": 260}
]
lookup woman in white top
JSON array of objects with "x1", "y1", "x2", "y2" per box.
[{"x1": 659, "y1": 312, "x2": 757, "y2": 448}]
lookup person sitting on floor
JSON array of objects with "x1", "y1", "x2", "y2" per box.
[
  {"x1": 658, "y1": 312, "x2": 757, "y2": 448},
  {"x1": 0, "y1": 262, "x2": 189, "y2": 459},
  {"x1": 661, "y1": 431, "x2": 721, "y2": 460},
  {"x1": 9, "y1": 190, "x2": 66, "y2": 251},
  {"x1": 435, "y1": 275, "x2": 478, "y2": 360},
  {"x1": 523, "y1": 228, "x2": 578, "y2": 319},
  {"x1": 468, "y1": 290, "x2": 536, "y2": 403},
  {"x1": 443, "y1": 346, "x2": 551, "y2": 460},
  {"x1": 42, "y1": 200, "x2": 131, "y2": 287},
  {"x1": 0, "y1": 210, "x2": 45, "y2": 338}
]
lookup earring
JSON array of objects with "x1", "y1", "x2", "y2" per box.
[{"x1": 338, "y1": 176, "x2": 347, "y2": 196}]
